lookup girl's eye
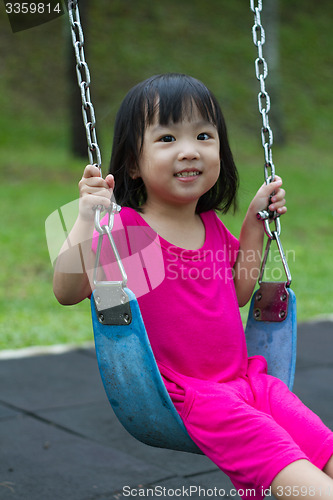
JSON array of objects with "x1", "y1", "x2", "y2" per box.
[
  {"x1": 197, "y1": 133, "x2": 210, "y2": 141},
  {"x1": 160, "y1": 135, "x2": 175, "y2": 143}
]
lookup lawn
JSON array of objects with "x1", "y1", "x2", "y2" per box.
[
  {"x1": 1, "y1": 132, "x2": 332, "y2": 350},
  {"x1": 0, "y1": 0, "x2": 332, "y2": 349}
]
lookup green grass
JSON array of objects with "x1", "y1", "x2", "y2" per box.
[
  {"x1": 1, "y1": 136, "x2": 332, "y2": 350},
  {"x1": 0, "y1": 152, "x2": 92, "y2": 350},
  {"x1": 0, "y1": 0, "x2": 332, "y2": 350},
  {"x1": 225, "y1": 140, "x2": 333, "y2": 322}
]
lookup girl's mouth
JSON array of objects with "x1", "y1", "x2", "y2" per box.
[{"x1": 174, "y1": 170, "x2": 201, "y2": 178}]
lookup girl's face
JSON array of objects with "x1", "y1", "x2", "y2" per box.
[{"x1": 134, "y1": 106, "x2": 220, "y2": 212}]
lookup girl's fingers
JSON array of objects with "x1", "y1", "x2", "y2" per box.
[
  {"x1": 78, "y1": 166, "x2": 115, "y2": 221},
  {"x1": 269, "y1": 190, "x2": 287, "y2": 212},
  {"x1": 269, "y1": 201, "x2": 287, "y2": 213},
  {"x1": 83, "y1": 188, "x2": 112, "y2": 200},
  {"x1": 83, "y1": 164, "x2": 101, "y2": 178},
  {"x1": 251, "y1": 176, "x2": 287, "y2": 219},
  {"x1": 79, "y1": 166, "x2": 113, "y2": 192},
  {"x1": 272, "y1": 205, "x2": 287, "y2": 215},
  {"x1": 79, "y1": 178, "x2": 110, "y2": 192},
  {"x1": 269, "y1": 175, "x2": 282, "y2": 185},
  {"x1": 80, "y1": 182, "x2": 112, "y2": 201},
  {"x1": 81, "y1": 165, "x2": 109, "y2": 188},
  {"x1": 262, "y1": 178, "x2": 287, "y2": 214},
  {"x1": 270, "y1": 189, "x2": 286, "y2": 203},
  {"x1": 105, "y1": 174, "x2": 115, "y2": 189},
  {"x1": 80, "y1": 174, "x2": 107, "y2": 188},
  {"x1": 80, "y1": 195, "x2": 111, "y2": 210}
]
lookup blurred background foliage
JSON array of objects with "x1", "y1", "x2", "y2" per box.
[{"x1": 0, "y1": 0, "x2": 332, "y2": 349}]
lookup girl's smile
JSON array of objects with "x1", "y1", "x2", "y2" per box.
[{"x1": 174, "y1": 168, "x2": 202, "y2": 180}]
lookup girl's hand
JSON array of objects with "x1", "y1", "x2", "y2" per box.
[
  {"x1": 78, "y1": 164, "x2": 115, "y2": 221},
  {"x1": 235, "y1": 176, "x2": 287, "y2": 306},
  {"x1": 249, "y1": 175, "x2": 287, "y2": 222}
]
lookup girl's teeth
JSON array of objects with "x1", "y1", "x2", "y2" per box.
[{"x1": 175, "y1": 171, "x2": 200, "y2": 177}]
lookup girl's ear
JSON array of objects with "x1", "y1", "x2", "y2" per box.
[{"x1": 129, "y1": 166, "x2": 141, "y2": 179}]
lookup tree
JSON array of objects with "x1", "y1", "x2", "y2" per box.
[
  {"x1": 67, "y1": 0, "x2": 89, "y2": 158},
  {"x1": 262, "y1": 0, "x2": 285, "y2": 144}
]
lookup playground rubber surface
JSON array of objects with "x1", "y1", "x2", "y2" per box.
[{"x1": 0, "y1": 321, "x2": 332, "y2": 500}]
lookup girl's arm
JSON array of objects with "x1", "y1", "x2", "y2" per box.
[
  {"x1": 233, "y1": 177, "x2": 286, "y2": 307},
  {"x1": 53, "y1": 165, "x2": 114, "y2": 305}
]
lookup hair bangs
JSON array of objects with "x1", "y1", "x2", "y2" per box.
[{"x1": 143, "y1": 74, "x2": 218, "y2": 128}]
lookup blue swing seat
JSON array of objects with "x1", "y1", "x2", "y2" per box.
[
  {"x1": 91, "y1": 283, "x2": 297, "y2": 454},
  {"x1": 245, "y1": 286, "x2": 297, "y2": 390},
  {"x1": 92, "y1": 287, "x2": 202, "y2": 453}
]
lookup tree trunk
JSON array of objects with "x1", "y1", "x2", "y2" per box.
[
  {"x1": 262, "y1": 0, "x2": 285, "y2": 145},
  {"x1": 67, "y1": 0, "x2": 89, "y2": 158}
]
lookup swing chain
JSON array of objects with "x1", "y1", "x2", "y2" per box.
[
  {"x1": 68, "y1": 0, "x2": 125, "y2": 294},
  {"x1": 68, "y1": 0, "x2": 102, "y2": 170},
  {"x1": 250, "y1": 1, "x2": 292, "y2": 289},
  {"x1": 250, "y1": 0, "x2": 280, "y2": 240},
  {"x1": 68, "y1": 1, "x2": 122, "y2": 229}
]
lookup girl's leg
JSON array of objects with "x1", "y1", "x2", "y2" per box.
[
  {"x1": 271, "y1": 459, "x2": 333, "y2": 500},
  {"x1": 323, "y1": 454, "x2": 333, "y2": 478}
]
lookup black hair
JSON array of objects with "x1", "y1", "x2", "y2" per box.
[{"x1": 109, "y1": 73, "x2": 238, "y2": 214}]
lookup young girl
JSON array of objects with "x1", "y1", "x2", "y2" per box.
[{"x1": 53, "y1": 73, "x2": 333, "y2": 499}]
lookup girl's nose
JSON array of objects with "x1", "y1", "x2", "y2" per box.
[{"x1": 177, "y1": 142, "x2": 200, "y2": 161}]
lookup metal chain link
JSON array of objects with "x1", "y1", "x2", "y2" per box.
[
  {"x1": 250, "y1": 0, "x2": 281, "y2": 239},
  {"x1": 250, "y1": 1, "x2": 292, "y2": 287},
  {"x1": 68, "y1": 0, "x2": 102, "y2": 171},
  {"x1": 68, "y1": 0, "x2": 121, "y2": 229},
  {"x1": 68, "y1": 0, "x2": 282, "y2": 241}
]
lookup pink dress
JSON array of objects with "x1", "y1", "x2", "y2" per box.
[{"x1": 92, "y1": 207, "x2": 333, "y2": 499}]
